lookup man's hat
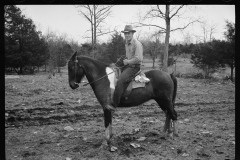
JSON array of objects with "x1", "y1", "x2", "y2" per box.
[{"x1": 121, "y1": 25, "x2": 136, "y2": 33}]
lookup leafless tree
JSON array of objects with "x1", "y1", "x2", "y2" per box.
[
  {"x1": 69, "y1": 38, "x2": 80, "y2": 52},
  {"x1": 194, "y1": 20, "x2": 217, "y2": 43},
  {"x1": 201, "y1": 20, "x2": 209, "y2": 43},
  {"x1": 135, "y1": 5, "x2": 200, "y2": 72},
  {"x1": 209, "y1": 22, "x2": 217, "y2": 41},
  {"x1": 150, "y1": 32, "x2": 163, "y2": 68},
  {"x1": 76, "y1": 5, "x2": 114, "y2": 51},
  {"x1": 44, "y1": 27, "x2": 58, "y2": 78},
  {"x1": 183, "y1": 31, "x2": 193, "y2": 45},
  {"x1": 194, "y1": 20, "x2": 217, "y2": 79},
  {"x1": 56, "y1": 33, "x2": 68, "y2": 73}
]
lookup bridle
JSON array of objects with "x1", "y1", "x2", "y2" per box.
[{"x1": 73, "y1": 56, "x2": 82, "y2": 86}]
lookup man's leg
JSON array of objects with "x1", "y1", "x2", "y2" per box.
[{"x1": 113, "y1": 66, "x2": 140, "y2": 107}]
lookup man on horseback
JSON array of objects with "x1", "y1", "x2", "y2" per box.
[{"x1": 111, "y1": 25, "x2": 143, "y2": 109}]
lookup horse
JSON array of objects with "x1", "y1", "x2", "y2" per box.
[{"x1": 68, "y1": 51, "x2": 178, "y2": 149}]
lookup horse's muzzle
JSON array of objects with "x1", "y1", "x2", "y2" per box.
[{"x1": 70, "y1": 82, "x2": 79, "y2": 89}]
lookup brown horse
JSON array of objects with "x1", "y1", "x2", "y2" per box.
[{"x1": 68, "y1": 52, "x2": 178, "y2": 149}]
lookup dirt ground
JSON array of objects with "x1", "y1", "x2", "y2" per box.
[{"x1": 5, "y1": 63, "x2": 235, "y2": 160}]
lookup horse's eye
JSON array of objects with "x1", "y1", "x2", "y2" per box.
[{"x1": 68, "y1": 66, "x2": 73, "y2": 71}]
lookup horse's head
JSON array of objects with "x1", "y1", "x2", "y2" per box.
[{"x1": 68, "y1": 51, "x2": 85, "y2": 89}]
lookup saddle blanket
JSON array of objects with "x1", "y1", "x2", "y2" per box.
[
  {"x1": 106, "y1": 67, "x2": 150, "y2": 98},
  {"x1": 134, "y1": 72, "x2": 150, "y2": 83}
]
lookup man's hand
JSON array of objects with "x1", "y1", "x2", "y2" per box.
[
  {"x1": 109, "y1": 63, "x2": 116, "y2": 68},
  {"x1": 123, "y1": 59, "x2": 129, "y2": 65}
]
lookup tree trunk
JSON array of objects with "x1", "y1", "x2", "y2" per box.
[
  {"x1": 203, "y1": 65, "x2": 209, "y2": 78},
  {"x1": 19, "y1": 66, "x2": 23, "y2": 74},
  {"x1": 163, "y1": 5, "x2": 170, "y2": 72},
  {"x1": 174, "y1": 61, "x2": 177, "y2": 75},
  {"x1": 48, "y1": 59, "x2": 54, "y2": 78},
  {"x1": 58, "y1": 49, "x2": 62, "y2": 73},
  {"x1": 91, "y1": 15, "x2": 94, "y2": 50},
  {"x1": 152, "y1": 57, "x2": 155, "y2": 68},
  {"x1": 93, "y1": 4, "x2": 97, "y2": 57},
  {"x1": 230, "y1": 63, "x2": 234, "y2": 82},
  {"x1": 45, "y1": 63, "x2": 47, "y2": 72}
]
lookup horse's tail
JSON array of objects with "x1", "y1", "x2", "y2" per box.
[{"x1": 170, "y1": 73, "x2": 177, "y2": 107}]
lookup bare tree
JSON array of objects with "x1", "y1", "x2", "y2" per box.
[
  {"x1": 69, "y1": 38, "x2": 80, "y2": 52},
  {"x1": 44, "y1": 27, "x2": 58, "y2": 78},
  {"x1": 209, "y1": 23, "x2": 217, "y2": 41},
  {"x1": 135, "y1": 5, "x2": 200, "y2": 72},
  {"x1": 150, "y1": 32, "x2": 163, "y2": 68},
  {"x1": 195, "y1": 20, "x2": 217, "y2": 79},
  {"x1": 76, "y1": 5, "x2": 114, "y2": 51},
  {"x1": 183, "y1": 31, "x2": 193, "y2": 45},
  {"x1": 142, "y1": 32, "x2": 163, "y2": 68},
  {"x1": 134, "y1": 30, "x2": 142, "y2": 40},
  {"x1": 194, "y1": 20, "x2": 217, "y2": 43},
  {"x1": 200, "y1": 20, "x2": 209, "y2": 43},
  {"x1": 56, "y1": 33, "x2": 68, "y2": 73}
]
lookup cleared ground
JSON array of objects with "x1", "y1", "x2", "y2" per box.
[{"x1": 5, "y1": 58, "x2": 235, "y2": 160}]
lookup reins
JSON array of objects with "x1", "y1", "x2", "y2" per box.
[
  {"x1": 73, "y1": 56, "x2": 126, "y2": 87},
  {"x1": 82, "y1": 70, "x2": 115, "y2": 87},
  {"x1": 74, "y1": 56, "x2": 79, "y2": 85}
]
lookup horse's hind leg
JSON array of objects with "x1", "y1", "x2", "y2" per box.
[{"x1": 156, "y1": 99, "x2": 177, "y2": 137}]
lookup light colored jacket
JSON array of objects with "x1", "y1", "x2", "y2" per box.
[{"x1": 125, "y1": 37, "x2": 143, "y2": 65}]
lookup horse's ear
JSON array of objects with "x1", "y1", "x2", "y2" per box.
[{"x1": 71, "y1": 51, "x2": 77, "y2": 60}]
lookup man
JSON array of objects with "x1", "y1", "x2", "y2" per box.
[{"x1": 112, "y1": 25, "x2": 143, "y2": 109}]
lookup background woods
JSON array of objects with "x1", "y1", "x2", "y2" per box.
[
  {"x1": 5, "y1": 5, "x2": 48, "y2": 74},
  {"x1": 5, "y1": 5, "x2": 235, "y2": 81}
]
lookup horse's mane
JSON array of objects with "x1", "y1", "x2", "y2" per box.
[{"x1": 78, "y1": 56, "x2": 109, "y2": 68}]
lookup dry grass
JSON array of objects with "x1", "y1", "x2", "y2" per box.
[{"x1": 5, "y1": 57, "x2": 235, "y2": 160}]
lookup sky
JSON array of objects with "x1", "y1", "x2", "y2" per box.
[{"x1": 17, "y1": 5, "x2": 235, "y2": 45}]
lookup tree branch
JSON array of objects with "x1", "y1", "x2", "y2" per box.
[
  {"x1": 170, "y1": 5, "x2": 184, "y2": 19},
  {"x1": 170, "y1": 19, "x2": 200, "y2": 32},
  {"x1": 156, "y1": 5, "x2": 165, "y2": 17},
  {"x1": 96, "y1": 5, "x2": 113, "y2": 19},
  {"x1": 134, "y1": 22, "x2": 166, "y2": 31},
  {"x1": 96, "y1": 30, "x2": 115, "y2": 37},
  {"x1": 96, "y1": 11, "x2": 111, "y2": 27}
]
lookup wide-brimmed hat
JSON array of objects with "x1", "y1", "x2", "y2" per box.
[{"x1": 121, "y1": 25, "x2": 136, "y2": 33}]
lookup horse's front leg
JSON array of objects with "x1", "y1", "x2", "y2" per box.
[
  {"x1": 163, "y1": 111, "x2": 170, "y2": 133},
  {"x1": 102, "y1": 108, "x2": 118, "y2": 151},
  {"x1": 103, "y1": 109, "x2": 113, "y2": 145}
]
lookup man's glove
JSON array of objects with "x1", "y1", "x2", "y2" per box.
[{"x1": 123, "y1": 59, "x2": 129, "y2": 65}]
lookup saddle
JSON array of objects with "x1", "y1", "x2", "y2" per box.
[{"x1": 123, "y1": 70, "x2": 150, "y2": 98}]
